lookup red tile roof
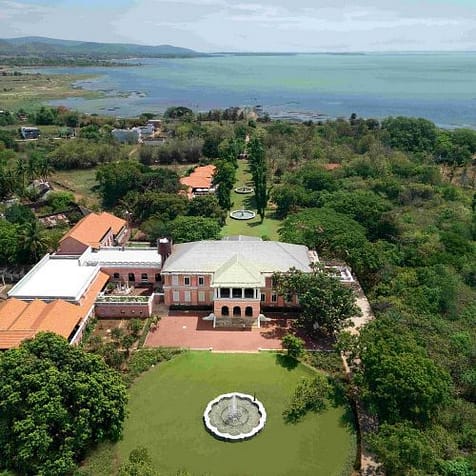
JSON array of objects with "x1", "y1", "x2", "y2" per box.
[
  {"x1": 59, "y1": 212, "x2": 127, "y2": 249},
  {"x1": 0, "y1": 271, "x2": 109, "y2": 349},
  {"x1": 180, "y1": 165, "x2": 216, "y2": 190}
]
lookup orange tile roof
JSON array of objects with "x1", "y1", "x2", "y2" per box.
[
  {"x1": 80, "y1": 270, "x2": 109, "y2": 312},
  {"x1": 37, "y1": 300, "x2": 83, "y2": 339},
  {"x1": 0, "y1": 330, "x2": 36, "y2": 349},
  {"x1": 0, "y1": 271, "x2": 109, "y2": 349},
  {"x1": 59, "y1": 212, "x2": 126, "y2": 248},
  {"x1": 10, "y1": 299, "x2": 47, "y2": 330},
  {"x1": 98, "y1": 212, "x2": 127, "y2": 235},
  {"x1": 0, "y1": 298, "x2": 29, "y2": 329},
  {"x1": 180, "y1": 165, "x2": 216, "y2": 189}
]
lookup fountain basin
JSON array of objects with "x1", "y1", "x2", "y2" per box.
[
  {"x1": 203, "y1": 392, "x2": 267, "y2": 441},
  {"x1": 235, "y1": 186, "x2": 254, "y2": 194},
  {"x1": 230, "y1": 209, "x2": 256, "y2": 220}
]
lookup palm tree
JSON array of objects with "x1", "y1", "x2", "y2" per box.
[{"x1": 19, "y1": 220, "x2": 49, "y2": 263}]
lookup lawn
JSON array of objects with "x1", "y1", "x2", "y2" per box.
[
  {"x1": 85, "y1": 352, "x2": 356, "y2": 476},
  {"x1": 221, "y1": 161, "x2": 282, "y2": 240}
]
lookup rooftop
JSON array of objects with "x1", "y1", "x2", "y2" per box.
[
  {"x1": 0, "y1": 297, "x2": 83, "y2": 349},
  {"x1": 180, "y1": 164, "x2": 216, "y2": 190},
  {"x1": 162, "y1": 239, "x2": 312, "y2": 274},
  {"x1": 8, "y1": 255, "x2": 100, "y2": 302},
  {"x1": 79, "y1": 247, "x2": 161, "y2": 267},
  {"x1": 59, "y1": 212, "x2": 127, "y2": 248}
]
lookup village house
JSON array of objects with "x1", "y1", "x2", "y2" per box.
[{"x1": 180, "y1": 164, "x2": 216, "y2": 199}]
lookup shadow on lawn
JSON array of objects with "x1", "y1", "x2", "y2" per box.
[{"x1": 275, "y1": 353, "x2": 299, "y2": 370}]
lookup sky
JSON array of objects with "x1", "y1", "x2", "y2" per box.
[{"x1": 1, "y1": 0, "x2": 476, "y2": 52}]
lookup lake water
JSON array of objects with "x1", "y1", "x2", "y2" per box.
[{"x1": 43, "y1": 53, "x2": 476, "y2": 128}]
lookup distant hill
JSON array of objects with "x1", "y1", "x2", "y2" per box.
[{"x1": 0, "y1": 36, "x2": 203, "y2": 59}]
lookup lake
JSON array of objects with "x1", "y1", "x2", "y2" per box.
[{"x1": 42, "y1": 53, "x2": 476, "y2": 128}]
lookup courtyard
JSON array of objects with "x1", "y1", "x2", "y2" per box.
[
  {"x1": 144, "y1": 312, "x2": 333, "y2": 352},
  {"x1": 86, "y1": 352, "x2": 356, "y2": 475}
]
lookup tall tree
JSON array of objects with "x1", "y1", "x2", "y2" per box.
[
  {"x1": 18, "y1": 220, "x2": 49, "y2": 263},
  {"x1": 247, "y1": 135, "x2": 270, "y2": 222},
  {"x1": 0, "y1": 332, "x2": 127, "y2": 476},
  {"x1": 273, "y1": 267, "x2": 360, "y2": 336}
]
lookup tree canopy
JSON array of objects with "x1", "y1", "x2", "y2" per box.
[
  {"x1": 0, "y1": 332, "x2": 127, "y2": 476},
  {"x1": 273, "y1": 267, "x2": 360, "y2": 335}
]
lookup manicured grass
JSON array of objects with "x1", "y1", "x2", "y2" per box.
[
  {"x1": 222, "y1": 161, "x2": 282, "y2": 240},
  {"x1": 110, "y1": 352, "x2": 355, "y2": 476}
]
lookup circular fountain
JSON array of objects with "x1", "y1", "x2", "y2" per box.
[
  {"x1": 203, "y1": 392, "x2": 267, "y2": 441},
  {"x1": 229, "y1": 209, "x2": 256, "y2": 220},
  {"x1": 234, "y1": 186, "x2": 254, "y2": 194}
]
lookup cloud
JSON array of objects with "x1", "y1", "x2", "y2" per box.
[{"x1": 0, "y1": 0, "x2": 475, "y2": 51}]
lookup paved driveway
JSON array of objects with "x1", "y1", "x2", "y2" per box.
[{"x1": 145, "y1": 312, "x2": 291, "y2": 352}]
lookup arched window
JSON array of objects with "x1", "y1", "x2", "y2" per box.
[
  {"x1": 245, "y1": 306, "x2": 253, "y2": 317},
  {"x1": 221, "y1": 306, "x2": 229, "y2": 316},
  {"x1": 233, "y1": 306, "x2": 241, "y2": 317}
]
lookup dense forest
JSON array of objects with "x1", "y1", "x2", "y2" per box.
[{"x1": 0, "y1": 107, "x2": 475, "y2": 475}]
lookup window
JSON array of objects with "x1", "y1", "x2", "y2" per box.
[
  {"x1": 245, "y1": 306, "x2": 253, "y2": 317},
  {"x1": 184, "y1": 291, "x2": 191, "y2": 302},
  {"x1": 155, "y1": 273, "x2": 161, "y2": 282},
  {"x1": 233, "y1": 306, "x2": 241, "y2": 316},
  {"x1": 244, "y1": 288, "x2": 254, "y2": 298},
  {"x1": 141, "y1": 273, "x2": 148, "y2": 281},
  {"x1": 113, "y1": 272, "x2": 120, "y2": 279},
  {"x1": 271, "y1": 293, "x2": 277, "y2": 303},
  {"x1": 172, "y1": 275, "x2": 179, "y2": 286},
  {"x1": 220, "y1": 288, "x2": 230, "y2": 298},
  {"x1": 184, "y1": 276, "x2": 190, "y2": 286},
  {"x1": 172, "y1": 291, "x2": 180, "y2": 302},
  {"x1": 232, "y1": 288, "x2": 242, "y2": 298},
  {"x1": 285, "y1": 293, "x2": 293, "y2": 303},
  {"x1": 198, "y1": 276, "x2": 205, "y2": 286},
  {"x1": 198, "y1": 291, "x2": 205, "y2": 302},
  {"x1": 261, "y1": 293, "x2": 266, "y2": 302},
  {"x1": 128, "y1": 273, "x2": 135, "y2": 282},
  {"x1": 221, "y1": 306, "x2": 229, "y2": 316}
]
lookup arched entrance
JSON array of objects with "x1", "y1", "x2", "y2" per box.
[
  {"x1": 245, "y1": 306, "x2": 253, "y2": 317},
  {"x1": 221, "y1": 306, "x2": 229, "y2": 316},
  {"x1": 233, "y1": 306, "x2": 241, "y2": 317}
]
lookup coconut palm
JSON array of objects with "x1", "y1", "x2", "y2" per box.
[{"x1": 18, "y1": 220, "x2": 49, "y2": 263}]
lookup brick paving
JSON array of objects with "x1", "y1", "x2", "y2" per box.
[{"x1": 144, "y1": 311, "x2": 291, "y2": 351}]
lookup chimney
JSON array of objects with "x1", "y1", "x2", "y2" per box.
[{"x1": 158, "y1": 237, "x2": 172, "y2": 264}]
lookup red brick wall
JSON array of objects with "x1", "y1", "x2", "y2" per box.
[
  {"x1": 102, "y1": 266, "x2": 161, "y2": 284},
  {"x1": 213, "y1": 299, "x2": 260, "y2": 317},
  {"x1": 95, "y1": 302, "x2": 151, "y2": 318},
  {"x1": 57, "y1": 237, "x2": 88, "y2": 255},
  {"x1": 162, "y1": 273, "x2": 213, "y2": 305}
]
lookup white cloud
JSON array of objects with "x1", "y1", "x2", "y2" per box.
[{"x1": 0, "y1": 0, "x2": 475, "y2": 51}]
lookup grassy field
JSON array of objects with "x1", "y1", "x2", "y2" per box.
[
  {"x1": 221, "y1": 161, "x2": 282, "y2": 240},
  {"x1": 82, "y1": 352, "x2": 356, "y2": 476},
  {"x1": 50, "y1": 168, "x2": 100, "y2": 208},
  {"x1": 0, "y1": 69, "x2": 98, "y2": 110}
]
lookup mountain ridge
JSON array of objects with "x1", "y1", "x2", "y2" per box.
[{"x1": 0, "y1": 36, "x2": 203, "y2": 58}]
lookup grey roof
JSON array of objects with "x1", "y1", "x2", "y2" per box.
[
  {"x1": 161, "y1": 239, "x2": 311, "y2": 274},
  {"x1": 222, "y1": 235, "x2": 262, "y2": 241}
]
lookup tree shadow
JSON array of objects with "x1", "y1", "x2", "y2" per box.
[{"x1": 275, "y1": 353, "x2": 298, "y2": 371}]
